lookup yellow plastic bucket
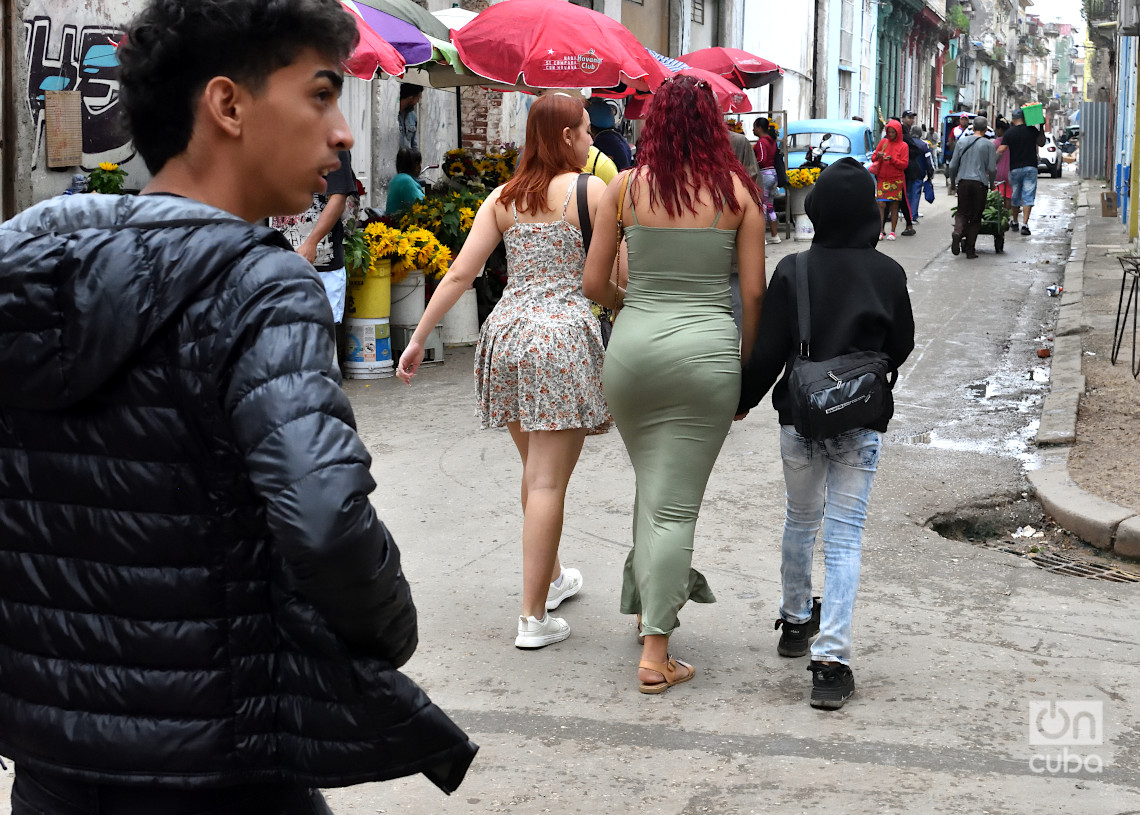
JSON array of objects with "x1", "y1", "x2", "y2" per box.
[
  {"x1": 346, "y1": 259, "x2": 391, "y2": 319},
  {"x1": 1021, "y1": 103, "x2": 1045, "y2": 127}
]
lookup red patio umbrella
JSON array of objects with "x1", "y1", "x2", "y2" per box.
[
  {"x1": 678, "y1": 47, "x2": 782, "y2": 89},
  {"x1": 340, "y1": 0, "x2": 407, "y2": 79},
  {"x1": 452, "y1": 0, "x2": 669, "y2": 93},
  {"x1": 623, "y1": 67, "x2": 752, "y2": 119}
]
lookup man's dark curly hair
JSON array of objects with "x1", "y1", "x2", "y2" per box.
[{"x1": 118, "y1": 0, "x2": 359, "y2": 174}]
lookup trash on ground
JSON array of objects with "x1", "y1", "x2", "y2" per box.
[
  {"x1": 1046, "y1": 284, "x2": 1063, "y2": 296},
  {"x1": 1012, "y1": 526, "x2": 1045, "y2": 539},
  {"x1": 1037, "y1": 348, "x2": 1052, "y2": 358}
]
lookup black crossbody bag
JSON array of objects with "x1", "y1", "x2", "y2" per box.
[{"x1": 786, "y1": 253, "x2": 896, "y2": 440}]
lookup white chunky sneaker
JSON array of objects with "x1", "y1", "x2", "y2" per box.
[
  {"x1": 515, "y1": 614, "x2": 570, "y2": 649},
  {"x1": 545, "y1": 567, "x2": 583, "y2": 611}
]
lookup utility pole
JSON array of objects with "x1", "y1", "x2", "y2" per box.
[{"x1": 812, "y1": 0, "x2": 829, "y2": 117}]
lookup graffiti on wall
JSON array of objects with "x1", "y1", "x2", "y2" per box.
[{"x1": 24, "y1": 15, "x2": 134, "y2": 169}]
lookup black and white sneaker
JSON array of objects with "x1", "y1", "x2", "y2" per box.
[
  {"x1": 808, "y1": 660, "x2": 855, "y2": 709},
  {"x1": 774, "y1": 597, "x2": 821, "y2": 657}
]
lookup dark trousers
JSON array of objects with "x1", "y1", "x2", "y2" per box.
[
  {"x1": 953, "y1": 180, "x2": 988, "y2": 252},
  {"x1": 12, "y1": 767, "x2": 334, "y2": 815}
]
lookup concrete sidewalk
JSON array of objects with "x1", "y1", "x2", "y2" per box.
[{"x1": 1030, "y1": 180, "x2": 1140, "y2": 558}]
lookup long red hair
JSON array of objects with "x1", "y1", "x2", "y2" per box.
[
  {"x1": 635, "y1": 75, "x2": 760, "y2": 216},
  {"x1": 499, "y1": 93, "x2": 586, "y2": 215}
]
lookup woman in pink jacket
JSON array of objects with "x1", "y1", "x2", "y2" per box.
[{"x1": 872, "y1": 120, "x2": 910, "y2": 240}]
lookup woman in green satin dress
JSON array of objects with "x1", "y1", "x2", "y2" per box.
[{"x1": 583, "y1": 76, "x2": 767, "y2": 694}]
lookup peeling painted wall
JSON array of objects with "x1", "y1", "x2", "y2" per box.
[{"x1": 16, "y1": 0, "x2": 145, "y2": 208}]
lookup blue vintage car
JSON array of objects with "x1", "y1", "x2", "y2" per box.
[{"x1": 785, "y1": 118, "x2": 876, "y2": 169}]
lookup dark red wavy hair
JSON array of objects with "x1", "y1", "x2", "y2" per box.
[
  {"x1": 499, "y1": 92, "x2": 586, "y2": 215},
  {"x1": 635, "y1": 75, "x2": 760, "y2": 216}
]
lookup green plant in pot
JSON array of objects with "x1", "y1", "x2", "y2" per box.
[{"x1": 87, "y1": 162, "x2": 128, "y2": 194}]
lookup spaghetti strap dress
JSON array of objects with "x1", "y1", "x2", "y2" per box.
[
  {"x1": 604, "y1": 189, "x2": 740, "y2": 637},
  {"x1": 475, "y1": 178, "x2": 610, "y2": 433}
]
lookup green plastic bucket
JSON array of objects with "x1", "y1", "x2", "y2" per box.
[{"x1": 1022, "y1": 103, "x2": 1045, "y2": 127}]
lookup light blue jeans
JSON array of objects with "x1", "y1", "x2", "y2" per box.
[
  {"x1": 778, "y1": 425, "x2": 882, "y2": 665},
  {"x1": 1009, "y1": 165, "x2": 1038, "y2": 208}
]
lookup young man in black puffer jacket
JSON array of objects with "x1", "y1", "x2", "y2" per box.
[
  {"x1": 737, "y1": 157, "x2": 915, "y2": 711},
  {"x1": 0, "y1": 2, "x2": 476, "y2": 812}
]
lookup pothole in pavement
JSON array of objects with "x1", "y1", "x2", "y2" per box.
[{"x1": 926, "y1": 496, "x2": 1140, "y2": 583}]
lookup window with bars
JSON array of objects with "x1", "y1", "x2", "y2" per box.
[
  {"x1": 693, "y1": 0, "x2": 705, "y2": 24},
  {"x1": 838, "y1": 70, "x2": 852, "y2": 119},
  {"x1": 569, "y1": 0, "x2": 596, "y2": 8}
]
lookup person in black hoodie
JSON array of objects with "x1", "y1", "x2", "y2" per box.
[
  {"x1": 0, "y1": 1, "x2": 476, "y2": 812},
  {"x1": 737, "y1": 157, "x2": 914, "y2": 710}
]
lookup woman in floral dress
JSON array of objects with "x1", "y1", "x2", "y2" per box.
[{"x1": 397, "y1": 93, "x2": 609, "y2": 649}]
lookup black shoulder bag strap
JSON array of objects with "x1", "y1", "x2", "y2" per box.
[
  {"x1": 795, "y1": 252, "x2": 812, "y2": 359},
  {"x1": 576, "y1": 172, "x2": 592, "y2": 252}
]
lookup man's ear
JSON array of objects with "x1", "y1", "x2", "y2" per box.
[{"x1": 199, "y1": 76, "x2": 245, "y2": 138}]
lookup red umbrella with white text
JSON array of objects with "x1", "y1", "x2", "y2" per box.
[{"x1": 452, "y1": 0, "x2": 669, "y2": 92}]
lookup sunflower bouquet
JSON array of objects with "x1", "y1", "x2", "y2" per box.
[
  {"x1": 785, "y1": 166, "x2": 823, "y2": 188},
  {"x1": 361, "y1": 222, "x2": 451, "y2": 282},
  {"x1": 398, "y1": 189, "x2": 485, "y2": 253},
  {"x1": 443, "y1": 145, "x2": 518, "y2": 191}
]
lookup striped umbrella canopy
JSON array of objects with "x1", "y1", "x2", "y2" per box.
[
  {"x1": 353, "y1": 0, "x2": 451, "y2": 40},
  {"x1": 648, "y1": 49, "x2": 690, "y2": 73},
  {"x1": 340, "y1": 1, "x2": 406, "y2": 79},
  {"x1": 343, "y1": 0, "x2": 433, "y2": 66}
]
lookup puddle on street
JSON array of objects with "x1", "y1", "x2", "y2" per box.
[{"x1": 903, "y1": 369, "x2": 1048, "y2": 468}]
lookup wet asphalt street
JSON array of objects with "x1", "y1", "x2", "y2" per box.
[{"x1": 4, "y1": 172, "x2": 1137, "y2": 814}]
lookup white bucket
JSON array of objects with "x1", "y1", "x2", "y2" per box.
[
  {"x1": 794, "y1": 213, "x2": 815, "y2": 242},
  {"x1": 442, "y1": 286, "x2": 480, "y2": 346},
  {"x1": 344, "y1": 317, "x2": 394, "y2": 379},
  {"x1": 390, "y1": 271, "x2": 426, "y2": 326}
]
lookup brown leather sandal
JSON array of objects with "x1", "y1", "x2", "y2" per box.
[{"x1": 638, "y1": 656, "x2": 695, "y2": 694}]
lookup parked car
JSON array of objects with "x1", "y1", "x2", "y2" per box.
[
  {"x1": 1038, "y1": 134, "x2": 1062, "y2": 177},
  {"x1": 785, "y1": 118, "x2": 876, "y2": 170}
]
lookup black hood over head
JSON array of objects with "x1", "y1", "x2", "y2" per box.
[{"x1": 805, "y1": 157, "x2": 883, "y2": 249}]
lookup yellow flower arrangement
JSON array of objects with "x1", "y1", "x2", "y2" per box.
[
  {"x1": 785, "y1": 167, "x2": 823, "y2": 188},
  {"x1": 398, "y1": 189, "x2": 485, "y2": 253},
  {"x1": 361, "y1": 222, "x2": 451, "y2": 282},
  {"x1": 442, "y1": 145, "x2": 518, "y2": 190}
]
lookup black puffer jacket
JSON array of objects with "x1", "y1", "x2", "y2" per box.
[{"x1": 0, "y1": 194, "x2": 476, "y2": 791}]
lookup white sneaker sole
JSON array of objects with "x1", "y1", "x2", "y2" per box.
[
  {"x1": 515, "y1": 625, "x2": 571, "y2": 649},
  {"x1": 545, "y1": 571, "x2": 583, "y2": 611}
]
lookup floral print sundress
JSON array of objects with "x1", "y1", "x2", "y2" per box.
[{"x1": 475, "y1": 178, "x2": 610, "y2": 433}]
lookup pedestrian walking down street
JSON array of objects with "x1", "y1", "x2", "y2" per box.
[
  {"x1": 948, "y1": 116, "x2": 997, "y2": 259},
  {"x1": 994, "y1": 120, "x2": 1013, "y2": 212},
  {"x1": 890, "y1": 110, "x2": 918, "y2": 235},
  {"x1": 871, "y1": 119, "x2": 910, "y2": 240},
  {"x1": 906, "y1": 125, "x2": 935, "y2": 221},
  {"x1": 737, "y1": 158, "x2": 915, "y2": 710},
  {"x1": 587, "y1": 96, "x2": 633, "y2": 170},
  {"x1": 996, "y1": 108, "x2": 1047, "y2": 235},
  {"x1": 397, "y1": 93, "x2": 610, "y2": 650},
  {"x1": 0, "y1": 1, "x2": 478, "y2": 812},
  {"x1": 753, "y1": 117, "x2": 782, "y2": 244},
  {"x1": 583, "y1": 75, "x2": 766, "y2": 695}
]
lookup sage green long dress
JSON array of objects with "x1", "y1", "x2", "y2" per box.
[{"x1": 604, "y1": 193, "x2": 741, "y2": 637}]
